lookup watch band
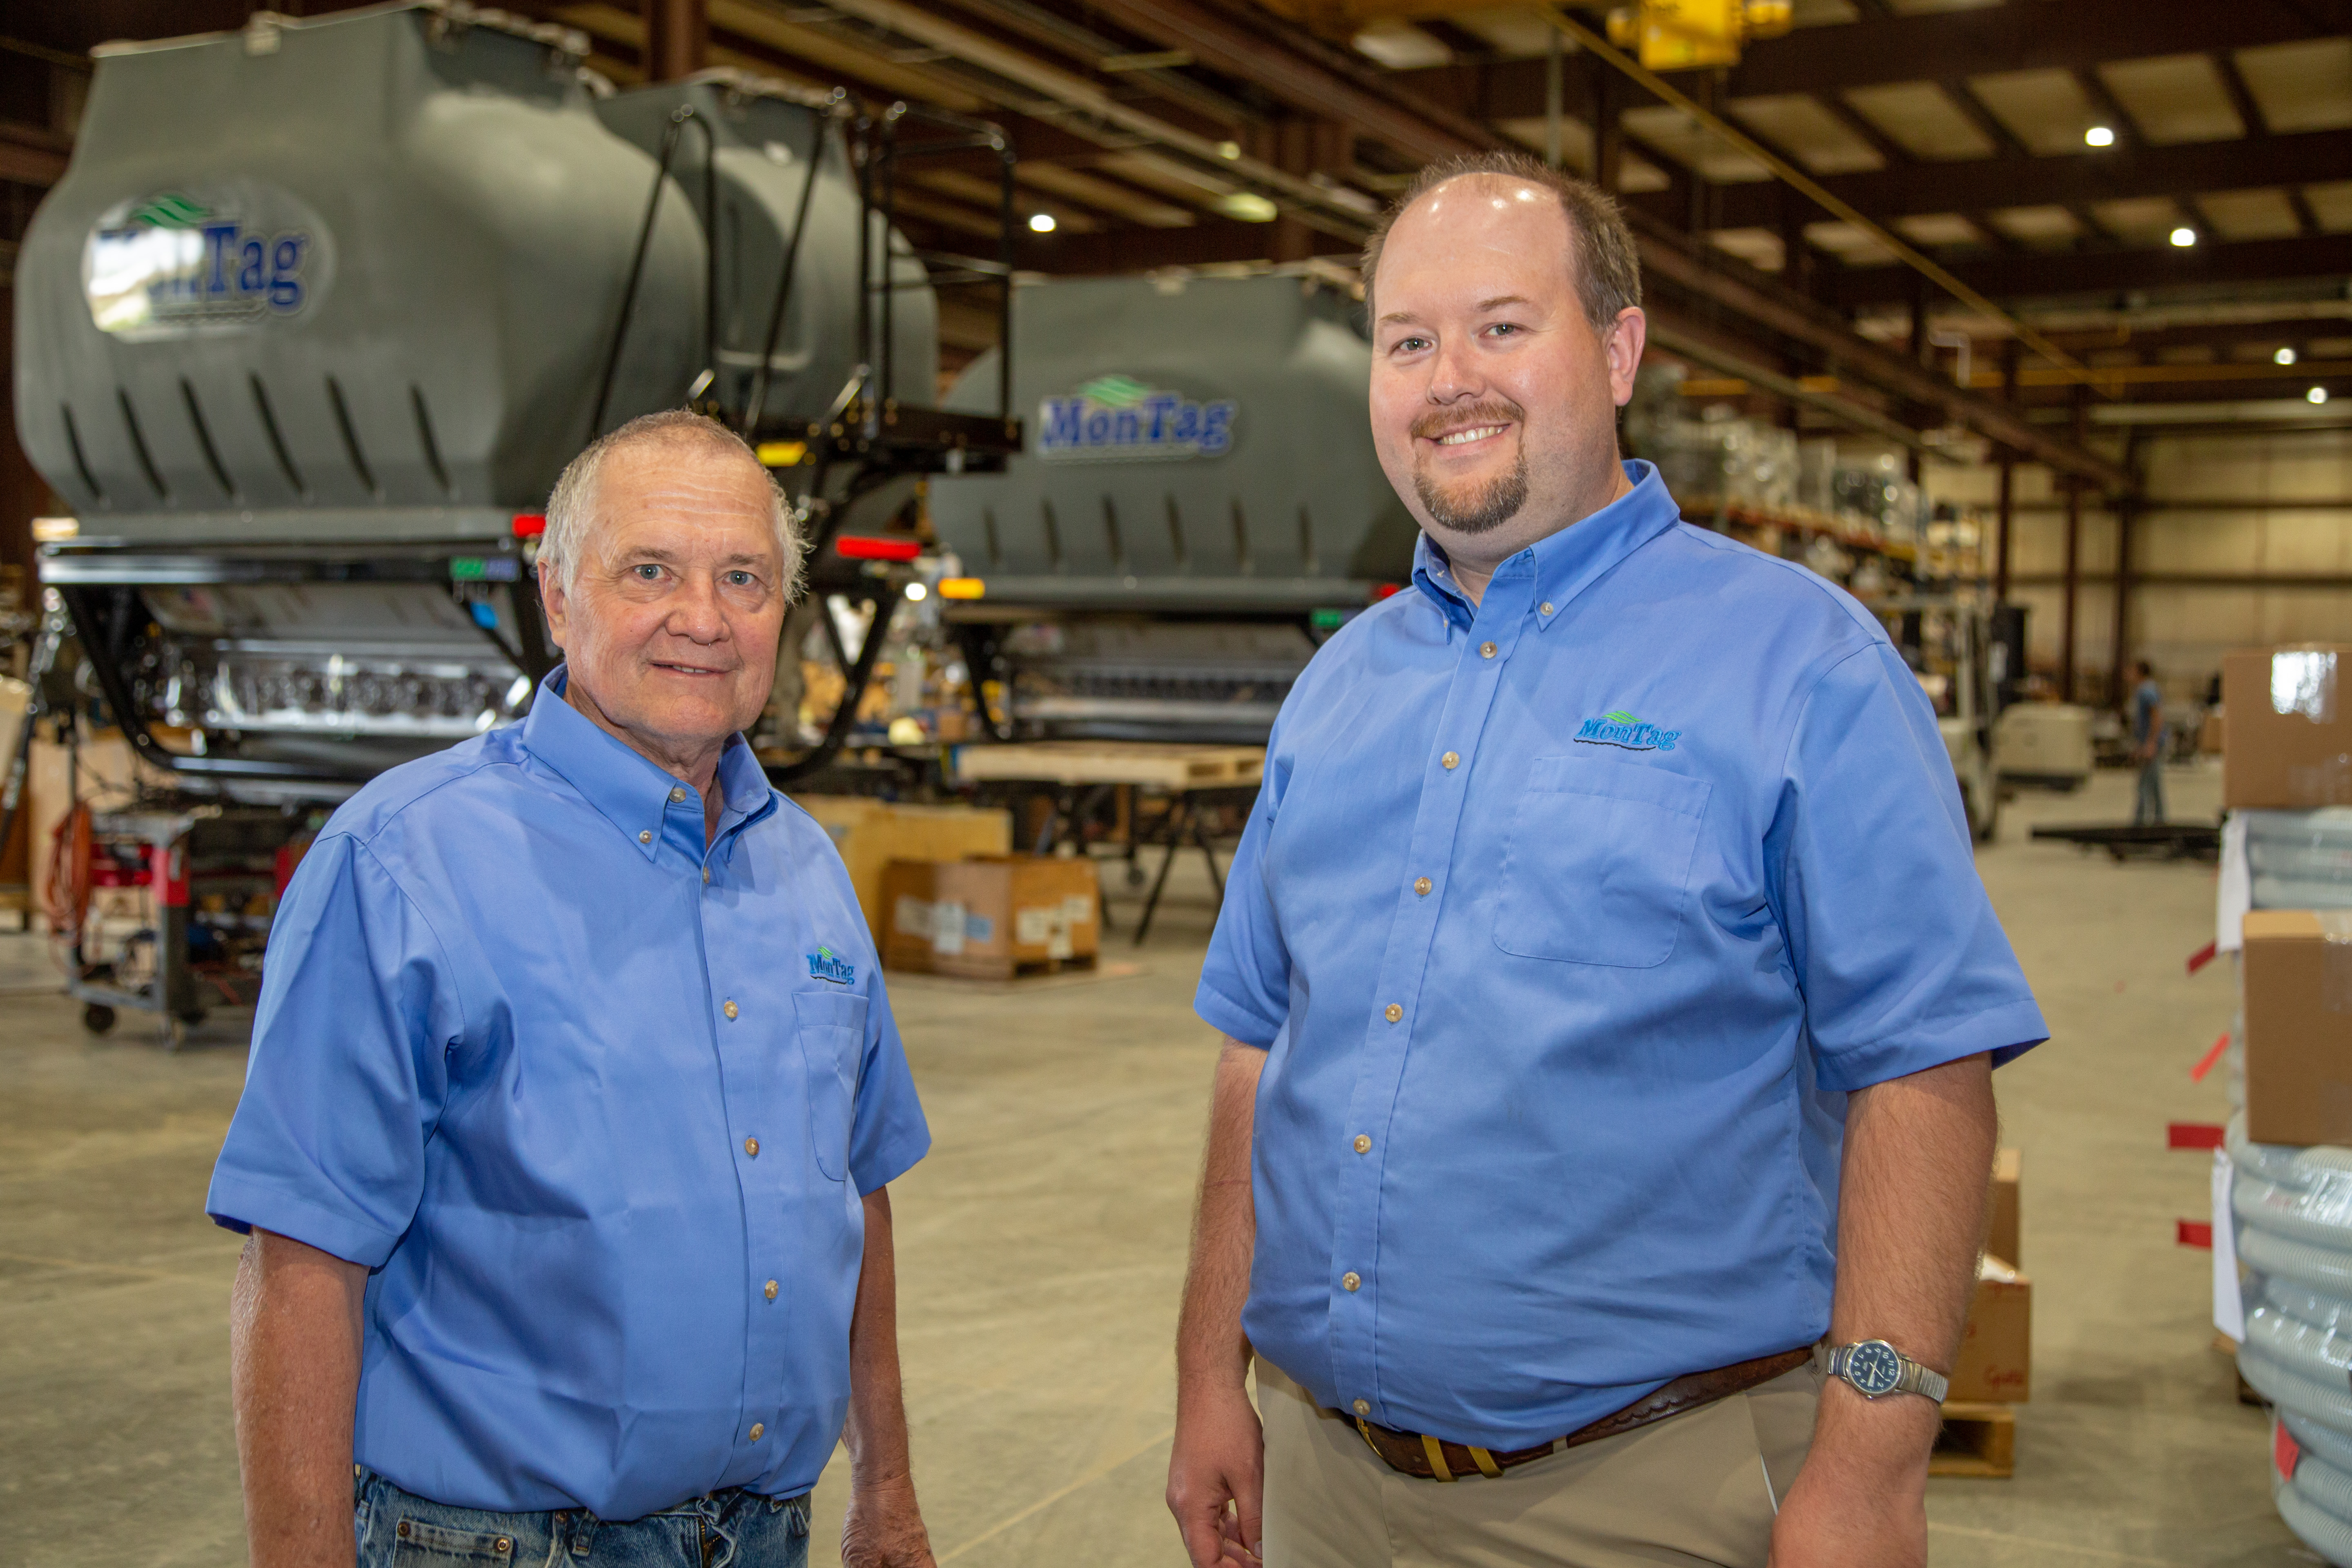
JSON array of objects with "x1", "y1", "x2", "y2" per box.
[{"x1": 1827, "y1": 1340, "x2": 1950, "y2": 1403}]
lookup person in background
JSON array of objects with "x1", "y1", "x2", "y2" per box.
[
  {"x1": 209, "y1": 411, "x2": 936, "y2": 1568},
  {"x1": 2132, "y1": 658, "x2": 2167, "y2": 825}
]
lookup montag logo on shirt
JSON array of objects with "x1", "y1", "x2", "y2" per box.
[
  {"x1": 1574, "y1": 708, "x2": 1681, "y2": 752},
  {"x1": 807, "y1": 947, "x2": 855, "y2": 985}
]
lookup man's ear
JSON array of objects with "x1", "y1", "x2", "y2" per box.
[
  {"x1": 538, "y1": 558, "x2": 568, "y2": 651},
  {"x1": 1607, "y1": 307, "x2": 1648, "y2": 408}
]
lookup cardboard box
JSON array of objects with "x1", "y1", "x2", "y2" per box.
[
  {"x1": 1987, "y1": 1146, "x2": 2021, "y2": 1269},
  {"x1": 1947, "y1": 1255, "x2": 2031, "y2": 1403},
  {"x1": 880, "y1": 855, "x2": 1099, "y2": 979},
  {"x1": 2200, "y1": 708, "x2": 2225, "y2": 755},
  {"x1": 2240, "y1": 909, "x2": 2352, "y2": 1146},
  {"x1": 2223, "y1": 646, "x2": 2352, "y2": 808},
  {"x1": 790, "y1": 796, "x2": 1011, "y2": 944}
]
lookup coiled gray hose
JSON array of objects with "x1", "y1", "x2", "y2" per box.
[
  {"x1": 2229, "y1": 1112, "x2": 2352, "y2": 1564},
  {"x1": 2246, "y1": 809, "x2": 2352, "y2": 910}
]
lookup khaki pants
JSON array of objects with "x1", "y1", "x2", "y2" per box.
[{"x1": 1257, "y1": 1357, "x2": 1822, "y2": 1568}]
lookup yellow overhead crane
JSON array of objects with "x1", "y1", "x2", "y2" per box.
[{"x1": 1606, "y1": 0, "x2": 1793, "y2": 70}]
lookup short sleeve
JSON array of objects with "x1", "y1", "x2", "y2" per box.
[
  {"x1": 205, "y1": 833, "x2": 466, "y2": 1266},
  {"x1": 1194, "y1": 756, "x2": 1294, "y2": 1048},
  {"x1": 1769, "y1": 643, "x2": 2047, "y2": 1092},
  {"x1": 847, "y1": 974, "x2": 930, "y2": 1196}
]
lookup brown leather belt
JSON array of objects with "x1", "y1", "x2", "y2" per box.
[{"x1": 1347, "y1": 1346, "x2": 1815, "y2": 1482}]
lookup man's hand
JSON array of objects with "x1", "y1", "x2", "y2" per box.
[
  {"x1": 1168, "y1": 1040, "x2": 1268, "y2": 1568},
  {"x1": 1169, "y1": 1376, "x2": 1263, "y2": 1568},
  {"x1": 1766, "y1": 1383, "x2": 1936, "y2": 1568},
  {"x1": 842, "y1": 1474, "x2": 936, "y2": 1568}
]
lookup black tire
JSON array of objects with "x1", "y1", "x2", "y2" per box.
[{"x1": 82, "y1": 1003, "x2": 116, "y2": 1035}]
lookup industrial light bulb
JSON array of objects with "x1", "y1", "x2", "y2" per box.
[
  {"x1": 905, "y1": 581, "x2": 929, "y2": 601},
  {"x1": 1217, "y1": 140, "x2": 1241, "y2": 160},
  {"x1": 2169, "y1": 226, "x2": 2197, "y2": 247},
  {"x1": 2311, "y1": 387, "x2": 2331, "y2": 405},
  {"x1": 1028, "y1": 212, "x2": 1056, "y2": 233},
  {"x1": 2277, "y1": 347, "x2": 2298, "y2": 365},
  {"x1": 2084, "y1": 125, "x2": 2115, "y2": 148}
]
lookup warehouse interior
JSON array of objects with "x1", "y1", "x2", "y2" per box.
[{"x1": 2, "y1": 0, "x2": 2350, "y2": 1563}]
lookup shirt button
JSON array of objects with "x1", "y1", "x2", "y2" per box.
[
  {"x1": 702, "y1": 867, "x2": 711, "y2": 885},
  {"x1": 1479, "y1": 641, "x2": 1498, "y2": 659},
  {"x1": 724, "y1": 1000, "x2": 739, "y2": 1020},
  {"x1": 669, "y1": 786, "x2": 686, "y2": 804},
  {"x1": 1413, "y1": 876, "x2": 1432, "y2": 896},
  {"x1": 638, "y1": 829, "x2": 653, "y2": 844},
  {"x1": 1353, "y1": 1134, "x2": 1371, "y2": 1154},
  {"x1": 764, "y1": 1279, "x2": 779, "y2": 1301},
  {"x1": 1342, "y1": 1272, "x2": 1362, "y2": 1292},
  {"x1": 744, "y1": 1136, "x2": 760, "y2": 1157},
  {"x1": 1354, "y1": 1399, "x2": 1371, "y2": 1417},
  {"x1": 1383, "y1": 1003, "x2": 1402, "y2": 1023},
  {"x1": 748, "y1": 1423, "x2": 764, "y2": 1441},
  {"x1": 1441, "y1": 751, "x2": 1460, "y2": 770},
  {"x1": 1540, "y1": 601, "x2": 1555, "y2": 616}
]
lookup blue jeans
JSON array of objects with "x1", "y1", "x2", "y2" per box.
[
  {"x1": 2135, "y1": 757, "x2": 2166, "y2": 826},
  {"x1": 355, "y1": 1468, "x2": 810, "y2": 1568}
]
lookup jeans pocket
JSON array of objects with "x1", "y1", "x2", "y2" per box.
[{"x1": 389, "y1": 1517, "x2": 519, "y2": 1565}]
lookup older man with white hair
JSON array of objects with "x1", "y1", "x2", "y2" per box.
[{"x1": 208, "y1": 411, "x2": 937, "y2": 1568}]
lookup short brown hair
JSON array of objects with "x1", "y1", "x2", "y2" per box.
[{"x1": 1360, "y1": 152, "x2": 1642, "y2": 330}]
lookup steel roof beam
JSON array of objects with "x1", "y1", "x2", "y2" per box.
[
  {"x1": 1393, "y1": 1, "x2": 2351, "y2": 104},
  {"x1": 1828, "y1": 232, "x2": 2352, "y2": 307}
]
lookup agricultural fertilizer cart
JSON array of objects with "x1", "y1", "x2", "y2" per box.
[{"x1": 7, "y1": 0, "x2": 1020, "y2": 1034}]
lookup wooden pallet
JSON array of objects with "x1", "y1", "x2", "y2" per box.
[
  {"x1": 950, "y1": 741, "x2": 1265, "y2": 790},
  {"x1": 1930, "y1": 1402, "x2": 2016, "y2": 1478}
]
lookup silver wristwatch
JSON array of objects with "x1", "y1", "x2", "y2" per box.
[{"x1": 1826, "y1": 1340, "x2": 1949, "y2": 1403}]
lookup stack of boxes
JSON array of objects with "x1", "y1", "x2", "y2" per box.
[
  {"x1": 1937, "y1": 1149, "x2": 2030, "y2": 1476},
  {"x1": 791, "y1": 794, "x2": 1104, "y2": 982},
  {"x1": 2225, "y1": 645, "x2": 2352, "y2": 1146}
]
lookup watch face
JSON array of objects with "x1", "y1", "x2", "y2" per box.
[{"x1": 1846, "y1": 1341, "x2": 1904, "y2": 1396}]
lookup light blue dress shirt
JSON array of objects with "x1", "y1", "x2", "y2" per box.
[
  {"x1": 207, "y1": 670, "x2": 930, "y2": 1520},
  {"x1": 1196, "y1": 461, "x2": 2045, "y2": 1450}
]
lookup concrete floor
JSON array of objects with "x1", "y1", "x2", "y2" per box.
[{"x1": 0, "y1": 762, "x2": 2313, "y2": 1566}]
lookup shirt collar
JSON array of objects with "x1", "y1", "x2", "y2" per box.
[
  {"x1": 520, "y1": 668, "x2": 777, "y2": 859},
  {"x1": 1412, "y1": 460, "x2": 1679, "y2": 634}
]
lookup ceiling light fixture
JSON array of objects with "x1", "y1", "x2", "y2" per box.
[
  {"x1": 2276, "y1": 347, "x2": 2299, "y2": 365},
  {"x1": 1027, "y1": 212, "x2": 1056, "y2": 233},
  {"x1": 2169, "y1": 226, "x2": 2197, "y2": 247},
  {"x1": 2084, "y1": 125, "x2": 2115, "y2": 148},
  {"x1": 2312, "y1": 387, "x2": 2331, "y2": 405},
  {"x1": 1217, "y1": 140, "x2": 1242, "y2": 160}
]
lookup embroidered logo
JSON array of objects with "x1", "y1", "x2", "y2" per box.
[
  {"x1": 1574, "y1": 709, "x2": 1681, "y2": 752},
  {"x1": 807, "y1": 946, "x2": 855, "y2": 985}
]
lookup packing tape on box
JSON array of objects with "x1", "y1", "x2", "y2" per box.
[
  {"x1": 2275, "y1": 649, "x2": 2341, "y2": 725},
  {"x1": 2324, "y1": 911, "x2": 2352, "y2": 1013}
]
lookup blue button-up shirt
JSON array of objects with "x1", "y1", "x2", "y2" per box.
[
  {"x1": 1196, "y1": 462, "x2": 2044, "y2": 1450},
  {"x1": 207, "y1": 670, "x2": 929, "y2": 1519}
]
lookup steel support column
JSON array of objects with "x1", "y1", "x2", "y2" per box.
[{"x1": 644, "y1": 0, "x2": 707, "y2": 82}]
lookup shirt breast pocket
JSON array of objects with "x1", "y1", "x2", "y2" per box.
[
  {"x1": 793, "y1": 991, "x2": 867, "y2": 1182},
  {"x1": 1493, "y1": 755, "x2": 1712, "y2": 969}
]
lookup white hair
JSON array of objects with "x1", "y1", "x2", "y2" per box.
[{"x1": 540, "y1": 410, "x2": 804, "y2": 598}]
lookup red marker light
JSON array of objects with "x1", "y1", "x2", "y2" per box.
[
  {"x1": 1371, "y1": 582, "x2": 1403, "y2": 601},
  {"x1": 512, "y1": 513, "x2": 547, "y2": 537},
  {"x1": 834, "y1": 536, "x2": 922, "y2": 562}
]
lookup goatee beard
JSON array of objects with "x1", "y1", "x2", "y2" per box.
[{"x1": 1415, "y1": 445, "x2": 1529, "y2": 535}]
